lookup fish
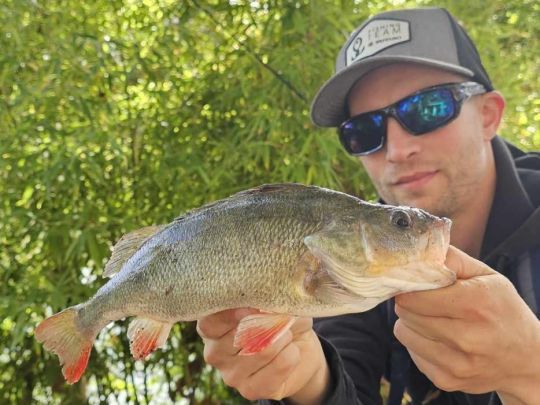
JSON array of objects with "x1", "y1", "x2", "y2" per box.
[{"x1": 35, "y1": 183, "x2": 455, "y2": 384}]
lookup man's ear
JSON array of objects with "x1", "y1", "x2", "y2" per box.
[{"x1": 479, "y1": 91, "x2": 505, "y2": 141}]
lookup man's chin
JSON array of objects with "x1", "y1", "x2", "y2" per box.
[
  {"x1": 403, "y1": 199, "x2": 449, "y2": 218},
  {"x1": 383, "y1": 192, "x2": 443, "y2": 216},
  {"x1": 381, "y1": 171, "x2": 446, "y2": 210}
]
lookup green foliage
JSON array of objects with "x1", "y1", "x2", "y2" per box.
[{"x1": 0, "y1": 0, "x2": 537, "y2": 403}]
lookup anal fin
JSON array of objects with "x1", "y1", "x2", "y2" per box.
[
  {"x1": 127, "y1": 318, "x2": 173, "y2": 360},
  {"x1": 233, "y1": 313, "x2": 296, "y2": 356}
]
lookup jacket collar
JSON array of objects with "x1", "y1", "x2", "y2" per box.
[{"x1": 480, "y1": 136, "x2": 535, "y2": 261}]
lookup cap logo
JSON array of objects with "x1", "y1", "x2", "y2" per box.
[{"x1": 346, "y1": 19, "x2": 410, "y2": 66}]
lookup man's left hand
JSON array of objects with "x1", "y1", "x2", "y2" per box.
[{"x1": 394, "y1": 246, "x2": 540, "y2": 404}]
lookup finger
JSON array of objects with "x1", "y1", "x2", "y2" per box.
[
  {"x1": 240, "y1": 329, "x2": 328, "y2": 401},
  {"x1": 393, "y1": 318, "x2": 467, "y2": 371},
  {"x1": 243, "y1": 330, "x2": 295, "y2": 377},
  {"x1": 240, "y1": 341, "x2": 301, "y2": 400},
  {"x1": 220, "y1": 330, "x2": 294, "y2": 391},
  {"x1": 395, "y1": 280, "x2": 467, "y2": 317},
  {"x1": 407, "y1": 351, "x2": 462, "y2": 393},
  {"x1": 289, "y1": 316, "x2": 313, "y2": 336},
  {"x1": 445, "y1": 246, "x2": 495, "y2": 279},
  {"x1": 395, "y1": 246, "x2": 495, "y2": 316},
  {"x1": 203, "y1": 326, "x2": 242, "y2": 364},
  {"x1": 409, "y1": 349, "x2": 498, "y2": 395},
  {"x1": 197, "y1": 308, "x2": 258, "y2": 340},
  {"x1": 395, "y1": 303, "x2": 454, "y2": 341}
]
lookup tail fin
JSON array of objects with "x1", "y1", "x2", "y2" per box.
[{"x1": 35, "y1": 307, "x2": 94, "y2": 384}]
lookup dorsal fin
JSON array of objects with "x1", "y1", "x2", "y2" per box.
[
  {"x1": 103, "y1": 225, "x2": 165, "y2": 278},
  {"x1": 172, "y1": 183, "x2": 314, "y2": 224},
  {"x1": 232, "y1": 183, "x2": 308, "y2": 196}
]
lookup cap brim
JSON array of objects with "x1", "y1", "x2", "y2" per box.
[{"x1": 310, "y1": 56, "x2": 474, "y2": 127}]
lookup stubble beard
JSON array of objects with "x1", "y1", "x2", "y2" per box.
[
  {"x1": 377, "y1": 166, "x2": 482, "y2": 220},
  {"x1": 374, "y1": 170, "x2": 457, "y2": 219}
]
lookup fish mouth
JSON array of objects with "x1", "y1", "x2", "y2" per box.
[
  {"x1": 425, "y1": 216, "x2": 451, "y2": 264},
  {"x1": 383, "y1": 216, "x2": 454, "y2": 293},
  {"x1": 366, "y1": 218, "x2": 455, "y2": 294},
  {"x1": 437, "y1": 216, "x2": 452, "y2": 244}
]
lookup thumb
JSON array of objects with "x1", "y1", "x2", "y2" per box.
[{"x1": 445, "y1": 245, "x2": 496, "y2": 279}]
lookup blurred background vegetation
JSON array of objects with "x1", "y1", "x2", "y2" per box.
[{"x1": 0, "y1": 0, "x2": 538, "y2": 403}]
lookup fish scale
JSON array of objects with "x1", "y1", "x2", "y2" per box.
[{"x1": 35, "y1": 183, "x2": 455, "y2": 384}]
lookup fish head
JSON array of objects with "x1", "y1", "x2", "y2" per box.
[
  {"x1": 359, "y1": 205, "x2": 455, "y2": 292},
  {"x1": 304, "y1": 203, "x2": 455, "y2": 301},
  {"x1": 358, "y1": 205, "x2": 450, "y2": 265}
]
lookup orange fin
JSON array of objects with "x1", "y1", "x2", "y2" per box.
[
  {"x1": 35, "y1": 307, "x2": 94, "y2": 384},
  {"x1": 233, "y1": 313, "x2": 296, "y2": 356},
  {"x1": 127, "y1": 318, "x2": 173, "y2": 360}
]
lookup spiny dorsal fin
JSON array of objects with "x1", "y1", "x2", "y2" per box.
[
  {"x1": 103, "y1": 225, "x2": 165, "y2": 278},
  {"x1": 172, "y1": 183, "x2": 313, "y2": 224},
  {"x1": 232, "y1": 183, "x2": 310, "y2": 197}
]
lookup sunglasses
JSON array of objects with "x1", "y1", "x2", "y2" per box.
[{"x1": 339, "y1": 81, "x2": 487, "y2": 156}]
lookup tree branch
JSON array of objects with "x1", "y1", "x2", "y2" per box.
[{"x1": 190, "y1": 0, "x2": 308, "y2": 103}]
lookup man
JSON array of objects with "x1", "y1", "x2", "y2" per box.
[{"x1": 197, "y1": 7, "x2": 540, "y2": 404}]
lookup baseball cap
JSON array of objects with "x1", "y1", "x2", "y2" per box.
[{"x1": 311, "y1": 7, "x2": 494, "y2": 127}]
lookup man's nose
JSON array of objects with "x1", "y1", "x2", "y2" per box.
[{"x1": 384, "y1": 117, "x2": 421, "y2": 162}]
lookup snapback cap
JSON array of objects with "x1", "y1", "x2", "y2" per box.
[{"x1": 311, "y1": 7, "x2": 493, "y2": 127}]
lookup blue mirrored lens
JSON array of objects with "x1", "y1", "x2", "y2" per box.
[
  {"x1": 340, "y1": 113, "x2": 385, "y2": 154},
  {"x1": 397, "y1": 89, "x2": 456, "y2": 134}
]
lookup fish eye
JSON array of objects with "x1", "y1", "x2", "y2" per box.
[{"x1": 391, "y1": 210, "x2": 411, "y2": 229}]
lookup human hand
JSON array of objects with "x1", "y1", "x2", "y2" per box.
[
  {"x1": 196, "y1": 309, "x2": 330, "y2": 403},
  {"x1": 394, "y1": 246, "x2": 540, "y2": 404}
]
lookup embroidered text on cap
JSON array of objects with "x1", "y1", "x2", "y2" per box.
[{"x1": 346, "y1": 19, "x2": 410, "y2": 66}]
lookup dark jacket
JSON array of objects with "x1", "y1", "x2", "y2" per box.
[{"x1": 261, "y1": 136, "x2": 540, "y2": 405}]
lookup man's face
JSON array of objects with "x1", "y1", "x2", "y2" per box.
[{"x1": 347, "y1": 64, "x2": 492, "y2": 218}]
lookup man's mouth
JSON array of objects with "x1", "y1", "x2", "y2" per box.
[{"x1": 393, "y1": 171, "x2": 439, "y2": 188}]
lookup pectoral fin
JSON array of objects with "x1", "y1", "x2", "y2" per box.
[{"x1": 233, "y1": 314, "x2": 296, "y2": 355}]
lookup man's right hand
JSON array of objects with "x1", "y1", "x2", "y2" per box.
[{"x1": 196, "y1": 308, "x2": 330, "y2": 403}]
